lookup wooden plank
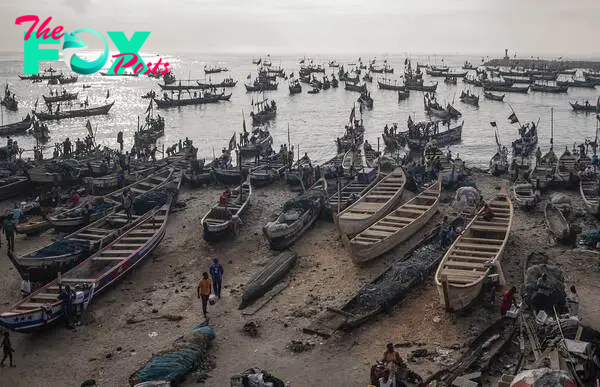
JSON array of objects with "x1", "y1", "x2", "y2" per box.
[
  {"x1": 455, "y1": 243, "x2": 501, "y2": 251},
  {"x1": 444, "y1": 261, "x2": 487, "y2": 270},
  {"x1": 471, "y1": 225, "x2": 508, "y2": 232},
  {"x1": 92, "y1": 256, "x2": 127, "y2": 261},
  {"x1": 462, "y1": 237, "x2": 503, "y2": 244}
]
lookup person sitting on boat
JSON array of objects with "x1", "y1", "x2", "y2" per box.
[
  {"x1": 535, "y1": 147, "x2": 542, "y2": 164},
  {"x1": 69, "y1": 191, "x2": 80, "y2": 207},
  {"x1": 300, "y1": 152, "x2": 311, "y2": 165},
  {"x1": 219, "y1": 188, "x2": 230, "y2": 208},
  {"x1": 364, "y1": 140, "x2": 372, "y2": 152},
  {"x1": 446, "y1": 148, "x2": 452, "y2": 161},
  {"x1": 481, "y1": 201, "x2": 494, "y2": 221}
]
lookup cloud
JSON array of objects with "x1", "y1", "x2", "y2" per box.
[{"x1": 63, "y1": 0, "x2": 93, "y2": 14}]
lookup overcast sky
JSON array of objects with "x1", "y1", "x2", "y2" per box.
[{"x1": 2, "y1": 0, "x2": 599, "y2": 57}]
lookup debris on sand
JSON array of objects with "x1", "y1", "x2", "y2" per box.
[
  {"x1": 242, "y1": 321, "x2": 260, "y2": 337},
  {"x1": 287, "y1": 340, "x2": 315, "y2": 353}
]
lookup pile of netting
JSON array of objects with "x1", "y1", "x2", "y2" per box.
[
  {"x1": 129, "y1": 324, "x2": 215, "y2": 386},
  {"x1": 27, "y1": 239, "x2": 90, "y2": 259},
  {"x1": 523, "y1": 264, "x2": 567, "y2": 315},
  {"x1": 134, "y1": 190, "x2": 171, "y2": 215},
  {"x1": 580, "y1": 229, "x2": 600, "y2": 247}
]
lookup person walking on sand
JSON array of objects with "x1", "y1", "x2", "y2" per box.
[
  {"x1": 3, "y1": 214, "x2": 16, "y2": 252},
  {"x1": 197, "y1": 272, "x2": 212, "y2": 318},
  {"x1": 209, "y1": 258, "x2": 224, "y2": 298},
  {"x1": 0, "y1": 332, "x2": 15, "y2": 367}
]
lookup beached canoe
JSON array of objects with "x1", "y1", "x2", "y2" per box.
[
  {"x1": 544, "y1": 202, "x2": 569, "y2": 242},
  {"x1": 201, "y1": 180, "x2": 252, "y2": 241},
  {"x1": 0, "y1": 175, "x2": 30, "y2": 201},
  {"x1": 512, "y1": 181, "x2": 536, "y2": 210},
  {"x1": 327, "y1": 170, "x2": 378, "y2": 216},
  {"x1": 238, "y1": 251, "x2": 297, "y2": 309},
  {"x1": 0, "y1": 195, "x2": 177, "y2": 333},
  {"x1": 9, "y1": 176, "x2": 180, "y2": 284},
  {"x1": 49, "y1": 169, "x2": 174, "y2": 230},
  {"x1": 580, "y1": 178, "x2": 600, "y2": 216},
  {"x1": 336, "y1": 167, "x2": 406, "y2": 235},
  {"x1": 435, "y1": 189, "x2": 513, "y2": 312},
  {"x1": 263, "y1": 179, "x2": 327, "y2": 250},
  {"x1": 341, "y1": 149, "x2": 363, "y2": 176},
  {"x1": 343, "y1": 178, "x2": 440, "y2": 263},
  {"x1": 528, "y1": 150, "x2": 557, "y2": 190},
  {"x1": 555, "y1": 149, "x2": 577, "y2": 184}
]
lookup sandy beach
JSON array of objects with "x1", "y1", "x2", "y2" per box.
[{"x1": 1, "y1": 170, "x2": 600, "y2": 386}]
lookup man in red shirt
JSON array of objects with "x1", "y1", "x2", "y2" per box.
[{"x1": 500, "y1": 286, "x2": 518, "y2": 316}]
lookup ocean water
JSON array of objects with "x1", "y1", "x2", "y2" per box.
[{"x1": 0, "y1": 52, "x2": 598, "y2": 168}]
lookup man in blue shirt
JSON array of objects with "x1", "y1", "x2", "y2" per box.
[{"x1": 209, "y1": 258, "x2": 224, "y2": 298}]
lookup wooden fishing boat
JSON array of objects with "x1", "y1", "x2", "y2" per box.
[
  {"x1": 158, "y1": 82, "x2": 205, "y2": 91},
  {"x1": 49, "y1": 169, "x2": 174, "y2": 230},
  {"x1": 204, "y1": 65, "x2": 228, "y2": 74},
  {"x1": 153, "y1": 94, "x2": 220, "y2": 108},
  {"x1": 238, "y1": 251, "x2": 297, "y2": 309},
  {"x1": 263, "y1": 179, "x2": 327, "y2": 250},
  {"x1": 18, "y1": 72, "x2": 63, "y2": 81},
  {"x1": 557, "y1": 79, "x2": 595, "y2": 88},
  {"x1": 250, "y1": 99, "x2": 277, "y2": 125},
  {"x1": 569, "y1": 101, "x2": 599, "y2": 112},
  {"x1": 197, "y1": 79, "x2": 237, "y2": 88},
  {"x1": 435, "y1": 190, "x2": 513, "y2": 311},
  {"x1": 27, "y1": 161, "x2": 81, "y2": 184},
  {"x1": 580, "y1": 178, "x2": 600, "y2": 216},
  {"x1": 10, "y1": 186, "x2": 173, "y2": 285},
  {"x1": 555, "y1": 148, "x2": 577, "y2": 183},
  {"x1": 406, "y1": 121, "x2": 464, "y2": 149},
  {"x1": 336, "y1": 167, "x2": 406, "y2": 235},
  {"x1": 512, "y1": 180, "x2": 536, "y2": 210},
  {"x1": 343, "y1": 178, "x2": 440, "y2": 263},
  {"x1": 201, "y1": 180, "x2": 252, "y2": 241},
  {"x1": 213, "y1": 167, "x2": 244, "y2": 185},
  {"x1": 444, "y1": 76, "x2": 457, "y2": 85},
  {"x1": 483, "y1": 83, "x2": 529, "y2": 93},
  {"x1": 58, "y1": 75, "x2": 78, "y2": 84},
  {"x1": 244, "y1": 81, "x2": 278, "y2": 92},
  {"x1": 0, "y1": 114, "x2": 33, "y2": 136},
  {"x1": 406, "y1": 81, "x2": 438, "y2": 92},
  {"x1": 509, "y1": 155, "x2": 532, "y2": 180},
  {"x1": 99, "y1": 71, "x2": 139, "y2": 76},
  {"x1": 460, "y1": 93, "x2": 479, "y2": 107},
  {"x1": 289, "y1": 81, "x2": 302, "y2": 94},
  {"x1": 34, "y1": 102, "x2": 115, "y2": 121},
  {"x1": 357, "y1": 93, "x2": 373, "y2": 109},
  {"x1": 0, "y1": 175, "x2": 30, "y2": 201},
  {"x1": 250, "y1": 164, "x2": 285, "y2": 187},
  {"x1": 239, "y1": 130, "x2": 273, "y2": 158},
  {"x1": 528, "y1": 149, "x2": 557, "y2": 189},
  {"x1": 397, "y1": 89, "x2": 410, "y2": 101},
  {"x1": 0, "y1": 197, "x2": 175, "y2": 333},
  {"x1": 489, "y1": 151, "x2": 509, "y2": 176},
  {"x1": 344, "y1": 82, "x2": 367, "y2": 93},
  {"x1": 484, "y1": 91, "x2": 505, "y2": 101},
  {"x1": 377, "y1": 80, "x2": 405, "y2": 91},
  {"x1": 341, "y1": 149, "x2": 363, "y2": 176},
  {"x1": 42, "y1": 92, "x2": 78, "y2": 103},
  {"x1": 530, "y1": 82, "x2": 568, "y2": 93},
  {"x1": 328, "y1": 169, "x2": 378, "y2": 216},
  {"x1": 544, "y1": 202, "x2": 569, "y2": 242}
]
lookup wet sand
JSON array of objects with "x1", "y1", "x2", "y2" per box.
[{"x1": 1, "y1": 171, "x2": 600, "y2": 386}]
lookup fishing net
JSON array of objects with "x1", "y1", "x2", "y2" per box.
[
  {"x1": 549, "y1": 193, "x2": 570, "y2": 205},
  {"x1": 133, "y1": 190, "x2": 170, "y2": 215},
  {"x1": 129, "y1": 324, "x2": 215, "y2": 386},
  {"x1": 523, "y1": 264, "x2": 567, "y2": 315},
  {"x1": 27, "y1": 239, "x2": 90, "y2": 259},
  {"x1": 580, "y1": 229, "x2": 600, "y2": 247}
]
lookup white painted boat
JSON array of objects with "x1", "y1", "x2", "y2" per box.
[
  {"x1": 336, "y1": 167, "x2": 406, "y2": 235},
  {"x1": 343, "y1": 178, "x2": 440, "y2": 263},
  {"x1": 580, "y1": 178, "x2": 600, "y2": 216},
  {"x1": 435, "y1": 190, "x2": 513, "y2": 311}
]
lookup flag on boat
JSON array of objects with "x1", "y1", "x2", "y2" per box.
[
  {"x1": 228, "y1": 132, "x2": 236, "y2": 150},
  {"x1": 508, "y1": 112, "x2": 519, "y2": 124},
  {"x1": 106, "y1": 89, "x2": 110, "y2": 99},
  {"x1": 494, "y1": 131, "x2": 500, "y2": 147},
  {"x1": 596, "y1": 96, "x2": 600, "y2": 111},
  {"x1": 349, "y1": 106, "x2": 355, "y2": 123},
  {"x1": 247, "y1": 73, "x2": 251, "y2": 79},
  {"x1": 404, "y1": 58, "x2": 408, "y2": 66},
  {"x1": 490, "y1": 121, "x2": 497, "y2": 127},
  {"x1": 34, "y1": 97, "x2": 38, "y2": 110},
  {"x1": 86, "y1": 120, "x2": 93, "y2": 137},
  {"x1": 242, "y1": 116, "x2": 247, "y2": 133}
]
